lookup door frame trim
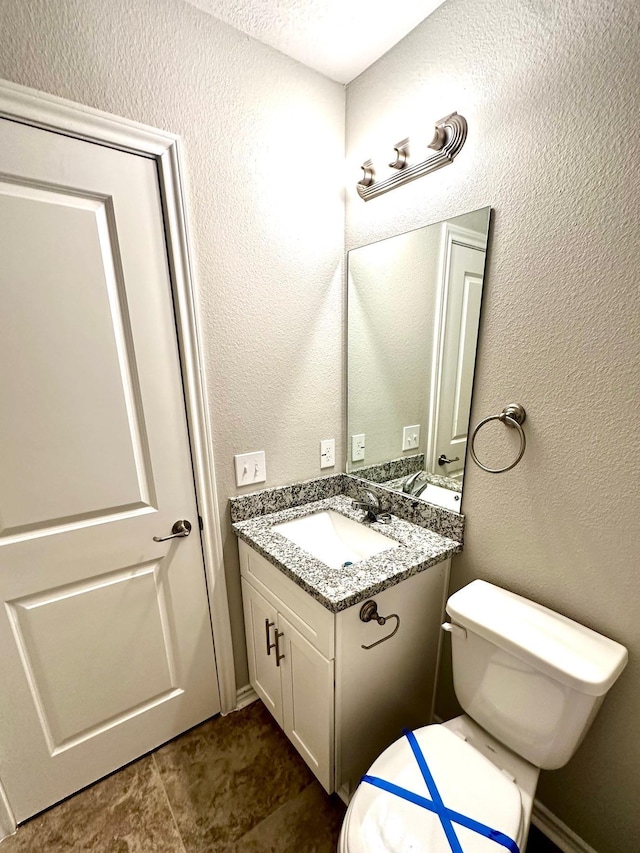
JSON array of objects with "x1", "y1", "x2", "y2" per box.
[{"x1": 0, "y1": 80, "x2": 236, "y2": 712}]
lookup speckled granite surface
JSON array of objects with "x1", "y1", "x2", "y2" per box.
[
  {"x1": 229, "y1": 474, "x2": 345, "y2": 522},
  {"x1": 233, "y1": 495, "x2": 461, "y2": 612},
  {"x1": 344, "y1": 477, "x2": 465, "y2": 543},
  {"x1": 229, "y1": 473, "x2": 465, "y2": 543},
  {"x1": 384, "y1": 471, "x2": 462, "y2": 494},
  {"x1": 348, "y1": 454, "x2": 424, "y2": 484}
]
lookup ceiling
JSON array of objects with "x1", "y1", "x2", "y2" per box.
[{"x1": 184, "y1": 0, "x2": 448, "y2": 84}]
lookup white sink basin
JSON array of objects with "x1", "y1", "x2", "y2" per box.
[
  {"x1": 420, "y1": 483, "x2": 461, "y2": 512},
  {"x1": 272, "y1": 509, "x2": 399, "y2": 570}
]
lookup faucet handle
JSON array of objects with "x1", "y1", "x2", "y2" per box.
[
  {"x1": 364, "y1": 490, "x2": 379, "y2": 509},
  {"x1": 352, "y1": 491, "x2": 387, "y2": 522}
]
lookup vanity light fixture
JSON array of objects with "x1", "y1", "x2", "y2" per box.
[{"x1": 356, "y1": 112, "x2": 467, "y2": 201}]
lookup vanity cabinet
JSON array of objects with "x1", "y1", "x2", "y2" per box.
[
  {"x1": 239, "y1": 538, "x2": 450, "y2": 801},
  {"x1": 241, "y1": 577, "x2": 334, "y2": 791}
]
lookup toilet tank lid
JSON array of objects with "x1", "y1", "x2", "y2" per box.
[{"x1": 446, "y1": 580, "x2": 628, "y2": 696}]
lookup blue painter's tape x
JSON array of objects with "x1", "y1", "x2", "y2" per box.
[{"x1": 362, "y1": 729, "x2": 520, "y2": 853}]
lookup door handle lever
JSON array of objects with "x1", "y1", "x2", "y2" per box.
[
  {"x1": 153, "y1": 520, "x2": 192, "y2": 542},
  {"x1": 438, "y1": 454, "x2": 460, "y2": 466}
]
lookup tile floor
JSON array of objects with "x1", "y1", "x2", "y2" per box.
[{"x1": 1, "y1": 700, "x2": 561, "y2": 852}]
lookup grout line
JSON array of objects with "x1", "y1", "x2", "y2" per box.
[
  {"x1": 151, "y1": 752, "x2": 188, "y2": 853},
  {"x1": 233, "y1": 781, "x2": 317, "y2": 846}
]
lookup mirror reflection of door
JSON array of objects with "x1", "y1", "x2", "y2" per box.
[{"x1": 430, "y1": 225, "x2": 487, "y2": 482}]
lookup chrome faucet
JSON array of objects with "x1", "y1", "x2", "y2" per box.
[
  {"x1": 352, "y1": 491, "x2": 387, "y2": 522},
  {"x1": 402, "y1": 471, "x2": 422, "y2": 494}
]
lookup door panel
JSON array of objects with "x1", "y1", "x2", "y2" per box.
[
  {"x1": 0, "y1": 182, "x2": 153, "y2": 536},
  {"x1": 0, "y1": 118, "x2": 220, "y2": 822},
  {"x1": 6, "y1": 562, "x2": 177, "y2": 751}
]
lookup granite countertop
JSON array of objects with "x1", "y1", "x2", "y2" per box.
[
  {"x1": 232, "y1": 494, "x2": 461, "y2": 613},
  {"x1": 384, "y1": 472, "x2": 462, "y2": 493}
]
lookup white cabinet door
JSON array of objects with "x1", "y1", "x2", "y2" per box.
[
  {"x1": 279, "y1": 614, "x2": 334, "y2": 792},
  {"x1": 241, "y1": 579, "x2": 283, "y2": 726},
  {"x1": 0, "y1": 118, "x2": 220, "y2": 822}
]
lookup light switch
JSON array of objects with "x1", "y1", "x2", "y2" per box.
[
  {"x1": 402, "y1": 424, "x2": 420, "y2": 451},
  {"x1": 234, "y1": 451, "x2": 266, "y2": 487},
  {"x1": 320, "y1": 438, "x2": 335, "y2": 469},
  {"x1": 351, "y1": 433, "x2": 365, "y2": 462}
]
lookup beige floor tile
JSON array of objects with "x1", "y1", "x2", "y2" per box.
[
  {"x1": 153, "y1": 701, "x2": 315, "y2": 850},
  {"x1": 232, "y1": 781, "x2": 345, "y2": 853},
  {"x1": 1, "y1": 755, "x2": 183, "y2": 852}
]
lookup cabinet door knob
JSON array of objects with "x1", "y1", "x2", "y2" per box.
[
  {"x1": 265, "y1": 619, "x2": 276, "y2": 656},
  {"x1": 275, "y1": 629, "x2": 285, "y2": 666}
]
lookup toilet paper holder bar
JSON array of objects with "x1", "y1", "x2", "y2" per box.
[{"x1": 359, "y1": 600, "x2": 400, "y2": 649}]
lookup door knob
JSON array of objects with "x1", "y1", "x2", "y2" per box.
[
  {"x1": 153, "y1": 520, "x2": 192, "y2": 542},
  {"x1": 438, "y1": 454, "x2": 460, "y2": 466}
]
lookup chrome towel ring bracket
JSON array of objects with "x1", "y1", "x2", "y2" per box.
[{"x1": 469, "y1": 404, "x2": 527, "y2": 474}]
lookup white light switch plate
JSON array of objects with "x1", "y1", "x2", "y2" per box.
[
  {"x1": 402, "y1": 424, "x2": 420, "y2": 451},
  {"x1": 351, "y1": 433, "x2": 365, "y2": 462},
  {"x1": 234, "y1": 451, "x2": 266, "y2": 487},
  {"x1": 320, "y1": 438, "x2": 335, "y2": 469}
]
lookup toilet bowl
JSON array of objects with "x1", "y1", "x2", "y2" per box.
[
  {"x1": 339, "y1": 717, "x2": 535, "y2": 853},
  {"x1": 339, "y1": 579, "x2": 627, "y2": 853}
]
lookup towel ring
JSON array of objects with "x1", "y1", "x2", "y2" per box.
[
  {"x1": 359, "y1": 600, "x2": 400, "y2": 650},
  {"x1": 469, "y1": 404, "x2": 527, "y2": 474}
]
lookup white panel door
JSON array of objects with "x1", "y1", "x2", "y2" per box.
[
  {"x1": 433, "y1": 240, "x2": 485, "y2": 479},
  {"x1": 0, "y1": 118, "x2": 220, "y2": 822},
  {"x1": 279, "y1": 614, "x2": 334, "y2": 793}
]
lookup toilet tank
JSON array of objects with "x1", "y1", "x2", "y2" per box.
[{"x1": 445, "y1": 580, "x2": 628, "y2": 769}]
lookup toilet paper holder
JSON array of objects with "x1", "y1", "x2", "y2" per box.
[{"x1": 359, "y1": 600, "x2": 400, "y2": 649}]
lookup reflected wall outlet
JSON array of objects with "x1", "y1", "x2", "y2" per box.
[
  {"x1": 402, "y1": 424, "x2": 420, "y2": 451},
  {"x1": 234, "y1": 451, "x2": 266, "y2": 487},
  {"x1": 320, "y1": 438, "x2": 335, "y2": 469},
  {"x1": 351, "y1": 433, "x2": 365, "y2": 462}
]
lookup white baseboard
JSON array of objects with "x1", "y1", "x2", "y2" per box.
[
  {"x1": 235, "y1": 684, "x2": 259, "y2": 711},
  {"x1": 532, "y1": 801, "x2": 598, "y2": 853}
]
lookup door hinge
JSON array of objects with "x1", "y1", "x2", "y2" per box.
[{"x1": 198, "y1": 515, "x2": 203, "y2": 531}]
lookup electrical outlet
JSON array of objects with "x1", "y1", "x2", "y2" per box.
[
  {"x1": 402, "y1": 424, "x2": 420, "y2": 451},
  {"x1": 320, "y1": 438, "x2": 335, "y2": 469},
  {"x1": 234, "y1": 451, "x2": 266, "y2": 487},
  {"x1": 351, "y1": 433, "x2": 365, "y2": 462}
]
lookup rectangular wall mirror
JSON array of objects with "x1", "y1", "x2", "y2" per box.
[{"x1": 347, "y1": 207, "x2": 491, "y2": 512}]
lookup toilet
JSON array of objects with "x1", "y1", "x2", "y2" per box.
[{"x1": 339, "y1": 579, "x2": 628, "y2": 852}]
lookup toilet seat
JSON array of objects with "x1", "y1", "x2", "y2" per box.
[{"x1": 341, "y1": 724, "x2": 523, "y2": 853}]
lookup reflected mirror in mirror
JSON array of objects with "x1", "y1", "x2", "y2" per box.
[{"x1": 347, "y1": 207, "x2": 491, "y2": 512}]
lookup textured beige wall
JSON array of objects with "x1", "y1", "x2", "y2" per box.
[
  {"x1": 346, "y1": 0, "x2": 640, "y2": 849},
  {"x1": 0, "y1": 0, "x2": 345, "y2": 688}
]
